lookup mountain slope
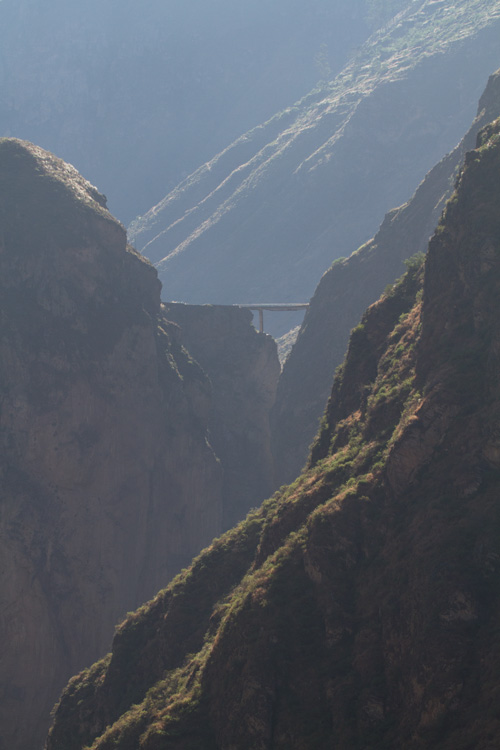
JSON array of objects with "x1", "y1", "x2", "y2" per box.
[
  {"x1": 0, "y1": 0, "x2": 373, "y2": 223},
  {"x1": 271, "y1": 67, "x2": 500, "y2": 487},
  {"x1": 47, "y1": 117, "x2": 500, "y2": 749},
  {"x1": 130, "y1": 0, "x2": 500, "y2": 329}
]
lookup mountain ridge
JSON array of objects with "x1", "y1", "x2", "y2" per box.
[{"x1": 271, "y1": 66, "x2": 500, "y2": 487}]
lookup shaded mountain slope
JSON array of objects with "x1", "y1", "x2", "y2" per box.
[
  {"x1": 272, "y1": 67, "x2": 500, "y2": 487},
  {"x1": 131, "y1": 0, "x2": 500, "y2": 331},
  {"x1": 0, "y1": 139, "x2": 224, "y2": 750},
  {"x1": 47, "y1": 118, "x2": 500, "y2": 749}
]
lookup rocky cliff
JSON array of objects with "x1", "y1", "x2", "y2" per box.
[
  {"x1": 130, "y1": 0, "x2": 500, "y2": 333},
  {"x1": 0, "y1": 139, "x2": 224, "y2": 750},
  {"x1": 162, "y1": 304, "x2": 280, "y2": 531},
  {"x1": 271, "y1": 67, "x2": 500, "y2": 487},
  {"x1": 46, "y1": 117, "x2": 500, "y2": 749}
]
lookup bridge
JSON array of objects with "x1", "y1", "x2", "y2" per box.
[{"x1": 236, "y1": 303, "x2": 309, "y2": 333}]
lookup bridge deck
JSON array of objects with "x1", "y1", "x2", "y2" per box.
[{"x1": 235, "y1": 303, "x2": 309, "y2": 332}]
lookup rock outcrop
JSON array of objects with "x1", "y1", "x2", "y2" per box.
[
  {"x1": 271, "y1": 67, "x2": 500, "y2": 487},
  {"x1": 46, "y1": 118, "x2": 500, "y2": 749},
  {"x1": 0, "y1": 139, "x2": 223, "y2": 750},
  {"x1": 130, "y1": 0, "x2": 500, "y2": 334},
  {"x1": 163, "y1": 303, "x2": 280, "y2": 530}
]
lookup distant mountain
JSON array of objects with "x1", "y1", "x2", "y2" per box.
[
  {"x1": 272, "y1": 67, "x2": 500, "y2": 487},
  {"x1": 47, "y1": 113, "x2": 500, "y2": 750},
  {"x1": 130, "y1": 0, "x2": 500, "y2": 334},
  {"x1": 0, "y1": 0, "x2": 374, "y2": 223}
]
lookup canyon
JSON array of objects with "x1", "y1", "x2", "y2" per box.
[
  {"x1": 47, "y1": 113, "x2": 500, "y2": 750},
  {"x1": 1, "y1": 4, "x2": 500, "y2": 748},
  {"x1": 3, "y1": 60, "x2": 500, "y2": 750}
]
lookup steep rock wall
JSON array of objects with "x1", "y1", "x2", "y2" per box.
[
  {"x1": 271, "y1": 67, "x2": 500, "y2": 486},
  {"x1": 163, "y1": 303, "x2": 280, "y2": 530},
  {"x1": 0, "y1": 140, "x2": 222, "y2": 750}
]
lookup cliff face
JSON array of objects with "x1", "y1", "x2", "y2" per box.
[
  {"x1": 130, "y1": 0, "x2": 500, "y2": 333},
  {"x1": 0, "y1": 140, "x2": 223, "y2": 750},
  {"x1": 162, "y1": 304, "x2": 280, "y2": 530},
  {"x1": 271, "y1": 67, "x2": 500, "y2": 487},
  {"x1": 46, "y1": 119, "x2": 500, "y2": 749}
]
